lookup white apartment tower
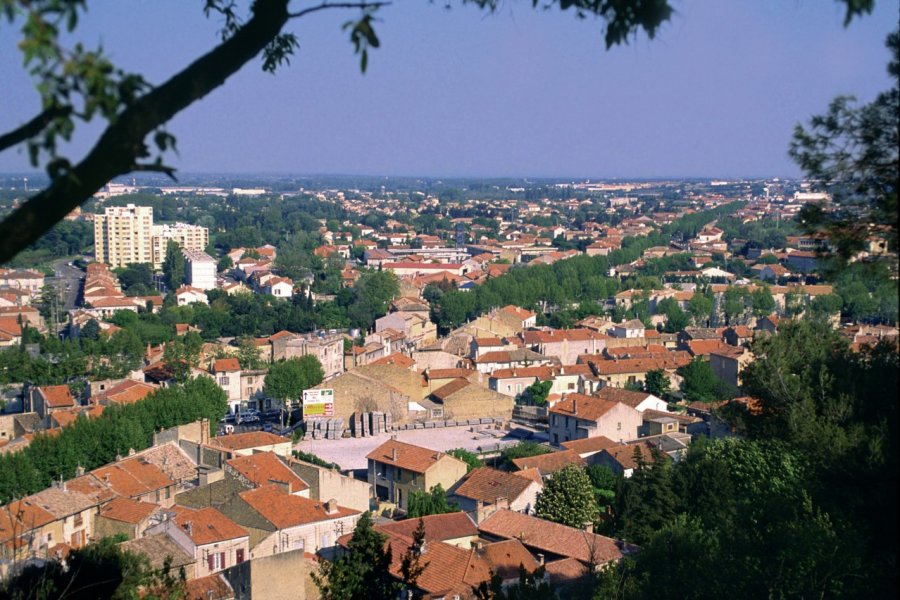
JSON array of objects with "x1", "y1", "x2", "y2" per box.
[
  {"x1": 93, "y1": 204, "x2": 154, "y2": 268},
  {"x1": 94, "y1": 204, "x2": 210, "y2": 269},
  {"x1": 150, "y1": 223, "x2": 209, "y2": 269},
  {"x1": 183, "y1": 248, "x2": 217, "y2": 290}
]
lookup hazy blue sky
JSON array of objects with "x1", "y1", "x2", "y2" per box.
[{"x1": 1, "y1": 0, "x2": 897, "y2": 178}]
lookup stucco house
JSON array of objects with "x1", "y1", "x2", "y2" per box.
[
  {"x1": 548, "y1": 393, "x2": 642, "y2": 447},
  {"x1": 367, "y1": 439, "x2": 468, "y2": 511}
]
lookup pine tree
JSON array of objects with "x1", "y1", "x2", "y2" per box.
[{"x1": 400, "y1": 519, "x2": 428, "y2": 598}]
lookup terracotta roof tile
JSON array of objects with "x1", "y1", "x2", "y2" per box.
[
  {"x1": 211, "y1": 431, "x2": 290, "y2": 451},
  {"x1": 170, "y1": 506, "x2": 248, "y2": 545},
  {"x1": 478, "y1": 509, "x2": 624, "y2": 565},
  {"x1": 561, "y1": 436, "x2": 618, "y2": 455},
  {"x1": 185, "y1": 574, "x2": 233, "y2": 600},
  {"x1": 476, "y1": 539, "x2": 539, "y2": 580},
  {"x1": 511, "y1": 467, "x2": 544, "y2": 486},
  {"x1": 594, "y1": 387, "x2": 655, "y2": 408},
  {"x1": 601, "y1": 441, "x2": 670, "y2": 470},
  {"x1": 91, "y1": 455, "x2": 173, "y2": 498},
  {"x1": 549, "y1": 394, "x2": 619, "y2": 421},
  {"x1": 239, "y1": 485, "x2": 357, "y2": 529},
  {"x1": 38, "y1": 385, "x2": 75, "y2": 409},
  {"x1": 366, "y1": 439, "x2": 461, "y2": 474},
  {"x1": 98, "y1": 496, "x2": 160, "y2": 524},
  {"x1": 97, "y1": 380, "x2": 157, "y2": 405},
  {"x1": 453, "y1": 467, "x2": 538, "y2": 504},
  {"x1": 370, "y1": 353, "x2": 416, "y2": 369},
  {"x1": 212, "y1": 358, "x2": 241, "y2": 372},
  {"x1": 430, "y1": 378, "x2": 472, "y2": 401},
  {"x1": 227, "y1": 452, "x2": 308, "y2": 493},
  {"x1": 511, "y1": 450, "x2": 585, "y2": 477},
  {"x1": 377, "y1": 512, "x2": 477, "y2": 543},
  {"x1": 425, "y1": 368, "x2": 477, "y2": 380}
]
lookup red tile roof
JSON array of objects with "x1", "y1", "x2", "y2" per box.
[
  {"x1": 549, "y1": 394, "x2": 619, "y2": 421},
  {"x1": 430, "y1": 378, "x2": 472, "y2": 401},
  {"x1": 91, "y1": 455, "x2": 173, "y2": 498},
  {"x1": 561, "y1": 436, "x2": 618, "y2": 455},
  {"x1": 478, "y1": 509, "x2": 623, "y2": 565},
  {"x1": 601, "y1": 441, "x2": 670, "y2": 471},
  {"x1": 376, "y1": 512, "x2": 477, "y2": 543},
  {"x1": 96, "y1": 380, "x2": 157, "y2": 405},
  {"x1": 39, "y1": 385, "x2": 75, "y2": 409},
  {"x1": 238, "y1": 485, "x2": 358, "y2": 529},
  {"x1": 185, "y1": 574, "x2": 233, "y2": 600},
  {"x1": 594, "y1": 387, "x2": 655, "y2": 408},
  {"x1": 511, "y1": 450, "x2": 586, "y2": 477},
  {"x1": 170, "y1": 506, "x2": 248, "y2": 545},
  {"x1": 98, "y1": 497, "x2": 160, "y2": 524},
  {"x1": 370, "y1": 353, "x2": 416, "y2": 369},
  {"x1": 366, "y1": 439, "x2": 460, "y2": 474},
  {"x1": 212, "y1": 358, "x2": 241, "y2": 372},
  {"x1": 453, "y1": 467, "x2": 538, "y2": 504},
  {"x1": 211, "y1": 431, "x2": 290, "y2": 451},
  {"x1": 227, "y1": 452, "x2": 308, "y2": 493}
]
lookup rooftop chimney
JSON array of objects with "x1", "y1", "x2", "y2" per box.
[
  {"x1": 537, "y1": 553, "x2": 545, "y2": 566},
  {"x1": 391, "y1": 448, "x2": 398, "y2": 462},
  {"x1": 583, "y1": 521, "x2": 594, "y2": 534},
  {"x1": 325, "y1": 499, "x2": 338, "y2": 515},
  {"x1": 75, "y1": 465, "x2": 85, "y2": 477}
]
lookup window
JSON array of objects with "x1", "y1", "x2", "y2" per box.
[
  {"x1": 236, "y1": 549, "x2": 245, "y2": 564},
  {"x1": 207, "y1": 551, "x2": 225, "y2": 571},
  {"x1": 617, "y1": 422, "x2": 622, "y2": 431},
  {"x1": 246, "y1": 377, "x2": 254, "y2": 384},
  {"x1": 73, "y1": 513, "x2": 83, "y2": 527},
  {"x1": 219, "y1": 377, "x2": 230, "y2": 386}
]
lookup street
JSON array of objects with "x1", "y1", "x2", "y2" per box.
[{"x1": 47, "y1": 258, "x2": 84, "y2": 311}]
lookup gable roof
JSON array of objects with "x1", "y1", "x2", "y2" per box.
[
  {"x1": 430, "y1": 378, "x2": 472, "y2": 401},
  {"x1": 377, "y1": 512, "x2": 478, "y2": 543},
  {"x1": 212, "y1": 358, "x2": 241, "y2": 372},
  {"x1": 549, "y1": 393, "x2": 621, "y2": 421},
  {"x1": 561, "y1": 436, "x2": 618, "y2": 455},
  {"x1": 365, "y1": 439, "x2": 462, "y2": 474},
  {"x1": 370, "y1": 353, "x2": 416, "y2": 369},
  {"x1": 594, "y1": 387, "x2": 657, "y2": 409},
  {"x1": 601, "y1": 441, "x2": 670, "y2": 471},
  {"x1": 239, "y1": 485, "x2": 358, "y2": 529},
  {"x1": 511, "y1": 450, "x2": 586, "y2": 477},
  {"x1": 477, "y1": 539, "x2": 540, "y2": 580},
  {"x1": 95, "y1": 380, "x2": 157, "y2": 405},
  {"x1": 478, "y1": 509, "x2": 624, "y2": 565},
  {"x1": 227, "y1": 452, "x2": 308, "y2": 493},
  {"x1": 453, "y1": 467, "x2": 538, "y2": 504},
  {"x1": 91, "y1": 456, "x2": 174, "y2": 498},
  {"x1": 98, "y1": 496, "x2": 160, "y2": 524},
  {"x1": 170, "y1": 506, "x2": 248, "y2": 546},
  {"x1": 38, "y1": 385, "x2": 75, "y2": 409}
]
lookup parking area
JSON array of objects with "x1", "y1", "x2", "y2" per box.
[{"x1": 294, "y1": 424, "x2": 544, "y2": 471}]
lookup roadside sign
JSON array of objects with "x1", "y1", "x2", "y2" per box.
[{"x1": 302, "y1": 389, "x2": 334, "y2": 418}]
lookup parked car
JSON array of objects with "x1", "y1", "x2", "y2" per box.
[{"x1": 238, "y1": 410, "x2": 260, "y2": 423}]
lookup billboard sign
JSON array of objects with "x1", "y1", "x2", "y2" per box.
[{"x1": 302, "y1": 389, "x2": 334, "y2": 418}]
